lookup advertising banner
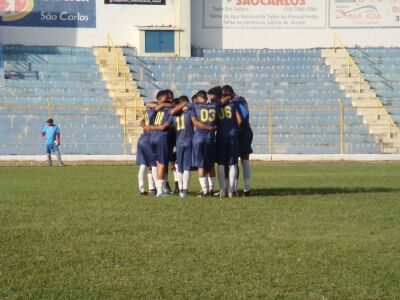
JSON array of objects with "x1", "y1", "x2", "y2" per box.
[
  {"x1": 0, "y1": 0, "x2": 96, "y2": 28},
  {"x1": 104, "y1": 0, "x2": 166, "y2": 4},
  {"x1": 330, "y1": 0, "x2": 400, "y2": 28},
  {"x1": 203, "y1": 0, "x2": 327, "y2": 29}
]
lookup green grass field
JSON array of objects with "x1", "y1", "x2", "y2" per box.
[{"x1": 1, "y1": 162, "x2": 400, "y2": 299}]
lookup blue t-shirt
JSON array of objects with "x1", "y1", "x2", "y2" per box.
[
  {"x1": 217, "y1": 101, "x2": 239, "y2": 138},
  {"x1": 173, "y1": 110, "x2": 193, "y2": 147},
  {"x1": 192, "y1": 102, "x2": 218, "y2": 141},
  {"x1": 232, "y1": 96, "x2": 251, "y2": 133},
  {"x1": 141, "y1": 107, "x2": 156, "y2": 139},
  {"x1": 150, "y1": 108, "x2": 173, "y2": 139},
  {"x1": 42, "y1": 125, "x2": 60, "y2": 145}
]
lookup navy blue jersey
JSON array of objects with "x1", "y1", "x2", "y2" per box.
[
  {"x1": 173, "y1": 110, "x2": 193, "y2": 147},
  {"x1": 150, "y1": 108, "x2": 173, "y2": 139},
  {"x1": 140, "y1": 107, "x2": 156, "y2": 139},
  {"x1": 192, "y1": 102, "x2": 218, "y2": 140},
  {"x1": 217, "y1": 101, "x2": 239, "y2": 138},
  {"x1": 232, "y1": 96, "x2": 251, "y2": 133}
]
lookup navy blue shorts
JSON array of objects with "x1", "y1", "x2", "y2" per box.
[
  {"x1": 151, "y1": 136, "x2": 169, "y2": 165},
  {"x1": 216, "y1": 136, "x2": 239, "y2": 166},
  {"x1": 46, "y1": 144, "x2": 59, "y2": 154},
  {"x1": 193, "y1": 138, "x2": 215, "y2": 170},
  {"x1": 176, "y1": 145, "x2": 192, "y2": 173},
  {"x1": 238, "y1": 130, "x2": 253, "y2": 158},
  {"x1": 136, "y1": 136, "x2": 156, "y2": 167}
]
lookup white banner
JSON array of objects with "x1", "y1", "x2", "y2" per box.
[
  {"x1": 203, "y1": 0, "x2": 327, "y2": 29},
  {"x1": 330, "y1": 0, "x2": 400, "y2": 28}
]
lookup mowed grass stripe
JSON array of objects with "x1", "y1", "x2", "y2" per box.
[{"x1": 1, "y1": 163, "x2": 400, "y2": 299}]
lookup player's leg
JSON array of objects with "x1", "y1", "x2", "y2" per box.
[
  {"x1": 147, "y1": 167, "x2": 156, "y2": 195},
  {"x1": 138, "y1": 164, "x2": 147, "y2": 195},
  {"x1": 136, "y1": 139, "x2": 147, "y2": 195},
  {"x1": 182, "y1": 145, "x2": 192, "y2": 197},
  {"x1": 55, "y1": 146, "x2": 63, "y2": 166},
  {"x1": 228, "y1": 138, "x2": 239, "y2": 197},
  {"x1": 239, "y1": 131, "x2": 253, "y2": 196},
  {"x1": 216, "y1": 138, "x2": 227, "y2": 197},
  {"x1": 176, "y1": 146, "x2": 184, "y2": 196},
  {"x1": 154, "y1": 136, "x2": 170, "y2": 197},
  {"x1": 194, "y1": 139, "x2": 209, "y2": 196},
  {"x1": 208, "y1": 167, "x2": 216, "y2": 195},
  {"x1": 46, "y1": 144, "x2": 52, "y2": 166}
]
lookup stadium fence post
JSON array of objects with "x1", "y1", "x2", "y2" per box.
[
  {"x1": 347, "y1": 57, "x2": 351, "y2": 77},
  {"x1": 47, "y1": 98, "x2": 51, "y2": 119},
  {"x1": 123, "y1": 105, "x2": 127, "y2": 156},
  {"x1": 339, "y1": 100, "x2": 344, "y2": 155},
  {"x1": 268, "y1": 101, "x2": 273, "y2": 155},
  {"x1": 333, "y1": 33, "x2": 336, "y2": 53}
]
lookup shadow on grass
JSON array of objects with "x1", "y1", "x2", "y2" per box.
[{"x1": 250, "y1": 187, "x2": 400, "y2": 197}]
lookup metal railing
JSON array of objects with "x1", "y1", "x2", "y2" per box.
[
  {"x1": 106, "y1": 33, "x2": 128, "y2": 93},
  {"x1": 332, "y1": 33, "x2": 400, "y2": 136},
  {"x1": 1, "y1": 104, "x2": 399, "y2": 155}
]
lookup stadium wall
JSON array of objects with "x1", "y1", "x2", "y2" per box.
[
  {"x1": 1, "y1": 1, "x2": 400, "y2": 50},
  {"x1": 0, "y1": 0, "x2": 190, "y2": 56}
]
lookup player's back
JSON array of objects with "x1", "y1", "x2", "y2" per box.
[
  {"x1": 217, "y1": 101, "x2": 238, "y2": 139},
  {"x1": 141, "y1": 107, "x2": 156, "y2": 139},
  {"x1": 150, "y1": 107, "x2": 172, "y2": 140},
  {"x1": 193, "y1": 103, "x2": 218, "y2": 141},
  {"x1": 232, "y1": 96, "x2": 251, "y2": 132},
  {"x1": 173, "y1": 110, "x2": 193, "y2": 147}
]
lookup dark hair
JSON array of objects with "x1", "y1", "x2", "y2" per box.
[
  {"x1": 46, "y1": 118, "x2": 54, "y2": 124},
  {"x1": 207, "y1": 86, "x2": 222, "y2": 98},
  {"x1": 156, "y1": 90, "x2": 168, "y2": 99},
  {"x1": 178, "y1": 95, "x2": 189, "y2": 104},
  {"x1": 197, "y1": 90, "x2": 208, "y2": 100},
  {"x1": 221, "y1": 85, "x2": 235, "y2": 95},
  {"x1": 165, "y1": 89, "x2": 174, "y2": 97}
]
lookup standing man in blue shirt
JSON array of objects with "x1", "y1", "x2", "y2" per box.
[{"x1": 41, "y1": 118, "x2": 63, "y2": 167}]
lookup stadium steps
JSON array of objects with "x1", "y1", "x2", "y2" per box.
[
  {"x1": 93, "y1": 47, "x2": 145, "y2": 154},
  {"x1": 322, "y1": 49, "x2": 400, "y2": 154}
]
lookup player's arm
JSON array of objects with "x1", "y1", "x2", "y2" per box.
[
  {"x1": 169, "y1": 101, "x2": 187, "y2": 115},
  {"x1": 149, "y1": 123, "x2": 170, "y2": 131},
  {"x1": 191, "y1": 115, "x2": 217, "y2": 132},
  {"x1": 235, "y1": 109, "x2": 243, "y2": 128},
  {"x1": 139, "y1": 118, "x2": 150, "y2": 131},
  {"x1": 155, "y1": 102, "x2": 174, "y2": 112},
  {"x1": 55, "y1": 127, "x2": 61, "y2": 146},
  {"x1": 146, "y1": 101, "x2": 157, "y2": 108},
  {"x1": 220, "y1": 96, "x2": 231, "y2": 106}
]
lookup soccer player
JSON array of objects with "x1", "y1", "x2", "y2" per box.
[
  {"x1": 172, "y1": 96, "x2": 193, "y2": 197},
  {"x1": 209, "y1": 87, "x2": 242, "y2": 197},
  {"x1": 148, "y1": 90, "x2": 174, "y2": 197},
  {"x1": 221, "y1": 85, "x2": 253, "y2": 196},
  {"x1": 42, "y1": 118, "x2": 63, "y2": 167},
  {"x1": 191, "y1": 91, "x2": 218, "y2": 196},
  {"x1": 136, "y1": 106, "x2": 157, "y2": 196}
]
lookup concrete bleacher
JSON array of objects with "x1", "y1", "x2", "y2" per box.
[
  {"x1": 0, "y1": 45, "x2": 125, "y2": 155},
  {"x1": 350, "y1": 48, "x2": 400, "y2": 127},
  {"x1": 125, "y1": 48, "x2": 381, "y2": 154}
]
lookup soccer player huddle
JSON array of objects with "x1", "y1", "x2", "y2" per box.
[{"x1": 136, "y1": 85, "x2": 253, "y2": 198}]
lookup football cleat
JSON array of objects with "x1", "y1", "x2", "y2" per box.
[
  {"x1": 243, "y1": 190, "x2": 252, "y2": 197},
  {"x1": 156, "y1": 192, "x2": 171, "y2": 198},
  {"x1": 148, "y1": 189, "x2": 157, "y2": 196},
  {"x1": 197, "y1": 191, "x2": 209, "y2": 198}
]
